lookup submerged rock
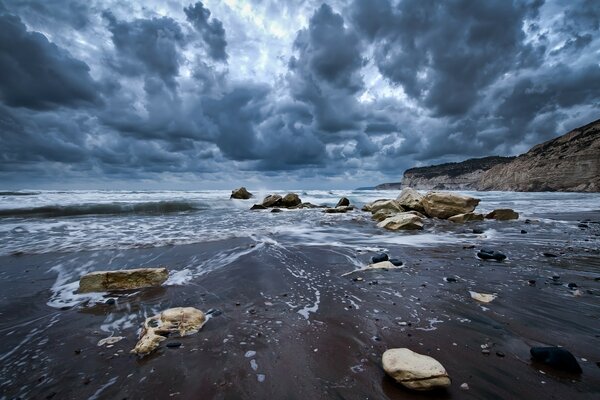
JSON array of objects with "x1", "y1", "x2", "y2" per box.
[
  {"x1": 250, "y1": 204, "x2": 267, "y2": 210},
  {"x1": 422, "y1": 192, "x2": 480, "y2": 219},
  {"x1": 448, "y1": 212, "x2": 485, "y2": 223},
  {"x1": 323, "y1": 205, "x2": 353, "y2": 213},
  {"x1": 396, "y1": 188, "x2": 425, "y2": 213},
  {"x1": 78, "y1": 267, "x2": 168, "y2": 293},
  {"x1": 230, "y1": 187, "x2": 253, "y2": 199},
  {"x1": 530, "y1": 347, "x2": 582, "y2": 373},
  {"x1": 336, "y1": 197, "x2": 350, "y2": 207},
  {"x1": 477, "y1": 249, "x2": 507, "y2": 261},
  {"x1": 485, "y1": 208, "x2": 519, "y2": 221},
  {"x1": 382, "y1": 348, "x2": 451, "y2": 391},
  {"x1": 131, "y1": 307, "x2": 206, "y2": 356},
  {"x1": 377, "y1": 213, "x2": 424, "y2": 230}
]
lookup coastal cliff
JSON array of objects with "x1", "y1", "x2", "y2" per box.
[{"x1": 377, "y1": 118, "x2": 600, "y2": 192}]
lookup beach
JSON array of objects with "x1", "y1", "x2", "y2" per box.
[{"x1": 0, "y1": 190, "x2": 599, "y2": 399}]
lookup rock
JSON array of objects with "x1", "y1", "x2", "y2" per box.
[
  {"x1": 78, "y1": 267, "x2": 168, "y2": 293},
  {"x1": 280, "y1": 193, "x2": 301, "y2": 208},
  {"x1": 477, "y1": 249, "x2": 506, "y2": 261},
  {"x1": 97, "y1": 336, "x2": 125, "y2": 346},
  {"x1": 485, "y1": 209, "x2": 519, "y2": 221},
  {"x1": 521, "y1": 229, "x2": 527, "y2": 234},
  {"x1": 230, "y1": 187, "x2": 253, "y2": 199},
  {"x1": 250, "y1": 204, "x2": 267, "y2": 210},
  {"x1": 261, "y1": 194, "x2": 282, "y2": 207},
  {"x1": 377, "y1": 213, "x2": 424, "y2": 231},
  {"x1": 530, "y1": 347, "x2": 582, "y2": 373},
  {"x1": 341, "y1": 261, "x2": 402, "y2": 276},
  {"x1": 472, "y1": 228, "x2": 485, "y2": 234},
  {"x1": 361, "y1": 199, "x2": 388, "y2": 212},
  {"x1": 543, "y1": 252, "x2": 558, "y2": 257},
  {"x1": 444, "y1": 277, "x2": 457, "y2": 283},
  {"x1": 131, "y1": 307, "x2": 206, "y2": 356},
  {"x1": 336, "y1": 197, "x2": 350, "y2": 207},
  {"x1": 370, "y1": 199, "x2": 405, "y2": 215},
  {"x1": 371, "y1": 253, "x2": 389, "y2": 264},
  {"x1": 422, "y1": 192, "x2": 480, "y2": 219},
  {"x1": 371, "y1": 209, "x2": 396, "y2": 222},
  {"x1": 396, "y1": 188, "x2": 425, "y2": 213},
  {"x1": 271, "y1": 208, "x2": 282, "y2": 213},
  {"x1": 166, "y1": 342, "x2": 182, "y2": 348},
  {"x1": 469, "y1": 291, "x2": 496, "y2": 303},
  {"x1": 460, "y1": 383, "x2": 469, "y2": 390},
  {"x1": 382, "y1": 348, "x2": 451, "y2": 391},
  {"x1": 389, "y1": 258, "x2": 403, "y2": 266},
  {"x1": 448, "y1": 212, "x2": 485, "y2": 223},
  {"x1": 323, "y1": 206, "x2": 353, "y2": 213}
]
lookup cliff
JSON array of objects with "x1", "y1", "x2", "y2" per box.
[
  {"x1": 377, "y1": 156, "x2": 514, "y2": 190},
  {"x1": 376, "y1": 118, "x2": 600, "y2": 192},
  {"x1": 478, "y1": 119, "x2": 600, "y2": 192}
]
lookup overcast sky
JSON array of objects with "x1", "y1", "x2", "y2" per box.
[{"x1": 0, "y1": 0, "x2": 598, "y2": 189}]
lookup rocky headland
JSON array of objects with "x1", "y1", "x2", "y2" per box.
[{"x1": 377, "y1": 118, "x2": 600, "y2": 192}]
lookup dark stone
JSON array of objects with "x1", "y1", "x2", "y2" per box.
[
  {"x1": 280, "y1": 193, "x2": 301, "y2": 208},
  {"x1": 496, "y1": 351, "x2": 505, "y2": 357},
  {"x1": 271, "y1": 208, "x2": 282, "y2": 213},
  {"x1": 230, "y1": 187, "x2": 253, "y2": 200},
  {"x1": 528, "y1": 279, "x2": 536, "y2": 286},
  {"x1": 148, "y1": 319, "x2": 159, "y2": 328},
  {"x1": 206, "y1": 308, "x2": 222, "y2": 317},
  {"x1": 371, "y1": 253, "x2": 389, "y2": 264},
  {"x1": 525, "y1": 219, "x2": 531, "y2": 224},
  {"x1": 521, "y1": 230, "x2": 527, "y2": 234},
  {"x1": 105, "y1": 298, "x2": 116, "y2": 305},
  {"x1": 445, "y1": 277, "x2": 457, "y2": 283},
  {"x1": 578, "y1": 223, "x2": 588, "y2": 228},
  {"x1": 543, "y1": 252, "x2": 558, "y2": 257},
  {"x1": 552, "y1": 275, "x2": 561, "y2": 281},
  {"x1": 473, "y1": 229, "x2": 485, "y2": 234},
  {"x1": 336, "y1": 197, "x2": 350, "y2": 207},
  {"x1": 530, "y1": 347, "x2": 582, "y2": 373},
  {"x1": 477, "y1": 249, "x2": 507, "y2": 261},
  {"x1": 166, "y1": 342, "x2": 182, "y2": 348},
  {"x1": 567, "y1": 283, "x2": 578, "y2": 289},
  {"x1": 389, "y1": 258, "x2": 403, "y2": 266},
  {"x1": 250, "y1": 204, "x2": 267, "y2": 210}
]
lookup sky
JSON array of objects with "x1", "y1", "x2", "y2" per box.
[{"x1": 0, "y1": 0, "x2": 598, "y2": 190}]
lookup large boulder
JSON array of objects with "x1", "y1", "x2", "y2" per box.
[
  {"x1": 382, "y1": 348, "x2": 451, "y2": 391},
  {"x1": 396, "y1": 188, "x2": 425, "y2": 213},
  {"x1": 377, "y1": 213, "x2": 424, "y2": 230},
  {"x1": 131, "y1": 307, "x2": 206, "y2": 356},
  {"x1": 422, "y1": 192, "x2": 480, "y2": 219},
  {"x1": 485, "y1": 208, "x2": 519, "y2": 221},
  {"x1": 447, "y1": 212, "x2": 485, "y2": 223},
  {"x1": 261, "y1": 194, "x2": 282, "y2": 207},
  {"x1": 280, "y1": 193, "x2": 302, "y2": 208},
  {"x1": 79, "y1": 267, "x2": 168, "y2": 293},
  {"x1": 230, "y1": 187, "x2": 253, "y2": 199},
  {"x1": 370, "y1": 199, "x2": 404, "y2": 214}
]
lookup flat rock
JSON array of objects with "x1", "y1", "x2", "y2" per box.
[
  {"x1": 422, "y1": 192, "x2": 480, "y2": 219},
  {"x1": 477, "y1": 249, "x2": 507, "y2": 261},
  {"x1": 131, "y1": 307, "x2": 206, "y2": 356},
  {"x1": 78, "y1": 267, "x2": 168, "y2": 293},
  {"x1": 485, "y1": 208, "x2": 519, "y2": 220},
  {"x1": 448, "y1": 212, "x2": 485, "y2": 223},
  {"x1": 377, "y1": 213, "x2": 424, "y2": 230},
  {"x1": 382, "y1": 348, "x2": 451, "y2": 391}
]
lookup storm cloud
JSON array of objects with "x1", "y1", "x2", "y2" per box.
[{"x1": 0, "y1": 0, "x2": 598, "y2": 188}]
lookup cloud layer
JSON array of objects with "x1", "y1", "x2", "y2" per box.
[{"x1": 0, "y1": 0, "x2": 598, "y2": 188}]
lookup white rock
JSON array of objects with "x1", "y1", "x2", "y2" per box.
[
  {"x1": 382, "y1": 348, "x2": 451, "y2": 390},
  {"x1": 469, "y1": 291, "x2": 497, "y2": 303}
]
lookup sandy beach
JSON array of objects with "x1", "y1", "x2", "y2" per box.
[{"x1": 0, "y1": 193, "x2": 599, "y2": 399}]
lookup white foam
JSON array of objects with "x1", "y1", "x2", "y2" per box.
[{"x1": 297, "y1": 289, "x2": 321, "y2": 320}]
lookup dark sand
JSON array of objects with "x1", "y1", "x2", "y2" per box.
[{"x1": 1, "y1": 212, "x2": 599, "y2": 399}]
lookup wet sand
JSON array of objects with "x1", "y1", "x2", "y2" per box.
[{"x1": 0, "y1": 212, "x2": 599, "y2": 399}]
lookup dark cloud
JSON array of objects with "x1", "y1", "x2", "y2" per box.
[
  {"x1": 0, "y1": 12, "x2": 100, "y2": 109},
  {"x1": 2, "y1": 0, "x2": 90, "y2": 30},
  {"x1": 103, "y1": 11, "x2": 185, "y2": 87},
  {"x1": 184, "y1": 1, "x2": 228, "y2": 61},
  {"x1": 351, "y1": 0, "x2": 545, "y2": 117}
]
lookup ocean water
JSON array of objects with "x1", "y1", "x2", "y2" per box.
[{"x1": 0, "y1": 189, "x2": 599, "y2": 257}]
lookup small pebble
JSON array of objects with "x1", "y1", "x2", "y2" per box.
[
  {"x1": 445, "y1": 277, "x2": 457, "y2": 283},
  {"x1": 166, "y1": 342, "x2": 182, "y2": 348},
  {"x1": 496, "y1": 351, "x2": 505, "y2": 357},
  {"x1": 521, "y1": 230, "x2": 527, "y2": 234},
  {"x1": 528, "y1": 279, "x2": 536, "y2": 286},
  {"x1": 567, "y1": 283, "x2": 578, "y2": 289},
  {"x1": 543, "y1": 252, "x2": 557, "y2": 258},
  {"x1": 460, "y1": 383, "x2": 469, "y2": 390},
  {"x1": 482, "y1": 349, "x2": 490, "y2": 355}
]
